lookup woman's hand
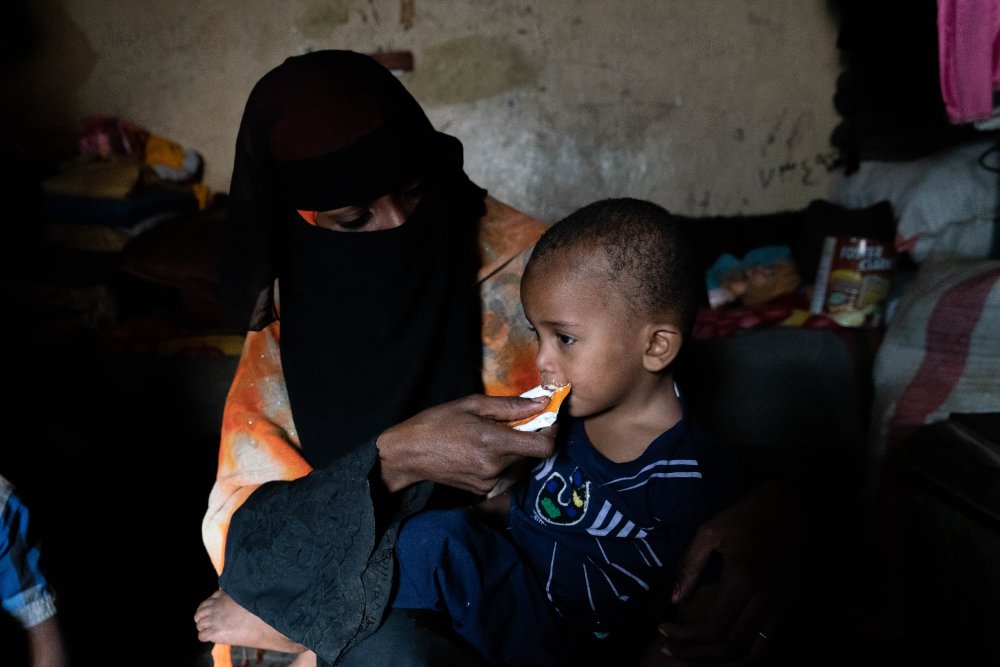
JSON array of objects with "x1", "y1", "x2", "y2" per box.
[
  {"x1": 375, "y1": 394, "x2": 557, "y2": 494},
  {"x1": 642, "y1": 481, "x2": 804, "y2": 666}
]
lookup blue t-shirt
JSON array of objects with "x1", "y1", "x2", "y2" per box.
[
  {"x1": 1, "y1": 476, "x2": 57, "y2": 629},
  {"x1": 507, "y1": 411, "x2": 738, "y2": 631}
]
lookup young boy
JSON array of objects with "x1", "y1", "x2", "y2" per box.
[
  {"x1": 1, "y1": 475, "x2": 68, "y2": 667},
  {"x1": 391, "y1": 198, "x2": 744, "y2": 666}
]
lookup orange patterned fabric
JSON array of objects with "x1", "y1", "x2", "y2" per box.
[{"x1": 202, "y1": 196, "x2": 547, "y2": 575}]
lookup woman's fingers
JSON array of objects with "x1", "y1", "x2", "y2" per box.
[
  {"x1": 461, "y1": 393, "x2": 550, "y2": 423},
  {"x1": 377, "y1": 394, "x2": 557, "y2": 493}
]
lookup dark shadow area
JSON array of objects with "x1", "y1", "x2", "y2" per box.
[
  {"x1": 676, "y1": 327, "x2": 878, "y2": 666},
  {"x1": 1, "y1": 313, "x2": 223, "y2": 665},
  {"x1": 0, "y1": 137, "x2": 224, "y2": 665}
]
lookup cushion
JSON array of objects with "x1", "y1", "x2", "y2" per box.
[{"x1": 829, "y1": 138, "x2": 999, "y2": 261}]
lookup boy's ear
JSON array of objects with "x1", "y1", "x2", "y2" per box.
[{"x1": 643, "y1": 323, "x2": 683, "y2": 372}]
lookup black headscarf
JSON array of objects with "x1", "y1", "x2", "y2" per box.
[{"x1": 219, "y1": 50, "x2": 487, "y2": 467}]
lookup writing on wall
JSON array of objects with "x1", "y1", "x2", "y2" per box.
[{"x1": 755, "y1": 109, "x2": 840, "y2": 189}]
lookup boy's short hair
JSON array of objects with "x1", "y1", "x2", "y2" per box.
[{"x1": 527, "y1": 197, "x2": 701, "y2": 334}]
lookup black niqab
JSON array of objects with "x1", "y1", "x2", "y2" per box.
[{"x1": 219, "y1": 49, "x2": 486, "y2": 466}]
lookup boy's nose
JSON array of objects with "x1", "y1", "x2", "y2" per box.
[
  {"x1": 366, "y1": 194, "x2": 411, "y2": 230},
  {"x1": 535, "y1": 348, "x2": 558, "y2": 385}
]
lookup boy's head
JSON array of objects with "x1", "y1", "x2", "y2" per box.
[
  {"x1": 526, "y1": 198, "x2": 700, "y2": 332},
  {"x1": 521, "y1": 198, "x2": 700, "y2": 418}
]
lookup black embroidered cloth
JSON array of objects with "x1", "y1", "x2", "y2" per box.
[{"x1": 219, "y1": 440, "x2": 432, "y2": 664}]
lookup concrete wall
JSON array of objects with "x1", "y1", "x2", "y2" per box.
[{"x1": 2, "y1": 0, "x2": 842, "y2": 222}]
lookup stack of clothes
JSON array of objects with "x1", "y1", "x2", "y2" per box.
[{"x1": 39, "y1": 116, "x2": 209, "y2": 252}]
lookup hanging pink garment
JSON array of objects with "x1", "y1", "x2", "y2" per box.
[{"x1": 938, "y1": 0, "x2": 1000, "y2": 123}]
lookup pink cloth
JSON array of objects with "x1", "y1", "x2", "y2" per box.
[{"x1": 938, "y1": 0, "x2": 1000, "y2": 123}]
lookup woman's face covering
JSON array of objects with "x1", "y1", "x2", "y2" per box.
[{"x1": 308, "y1": 178, "x2": 425, "y2": 232}]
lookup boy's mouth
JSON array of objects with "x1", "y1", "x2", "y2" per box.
[{"x1": 509, "y1": 383, "x2": 572, "y2": 432}]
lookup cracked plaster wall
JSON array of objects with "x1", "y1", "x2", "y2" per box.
[{"x1": 3, "y1": 0, "x2": 842, "y2": 222}]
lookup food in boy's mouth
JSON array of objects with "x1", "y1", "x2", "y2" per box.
[
  {"x1": 509, "y1": 383, "x2": 571, "y2": 432},
  {"x1": 487, "y1": 383, "x2": 571, "y2": 499}
]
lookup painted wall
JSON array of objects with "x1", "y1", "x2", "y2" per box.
[{"x1": 2, "y1": 0, "x2": 842, "y2": 222}]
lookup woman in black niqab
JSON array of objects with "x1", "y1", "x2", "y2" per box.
[
  {"x1": 214, "y1": 51, "x2": 498, "y2": 665},
  {"x1": 221, "y1": 49, "x2": 487, "y2": 468}
]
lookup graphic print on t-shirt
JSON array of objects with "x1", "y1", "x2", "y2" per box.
[
  {"x1": 508, "y1": 414, "x2": 729, "y2": 630},
  {"x1": 534, "y1": 467, "x2": 591, "y2": 525}
]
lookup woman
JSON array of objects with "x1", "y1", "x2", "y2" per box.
[
  {"x1": 198, "y1": 49, "x2": 560, "y2": 667},
  {"x1": 196, "y1": 50, "x2": 797, "y2": 667}
]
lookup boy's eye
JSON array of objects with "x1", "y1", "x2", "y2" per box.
[{"x1": 557, "y1": 333, "x2": 577, "y2": 346}]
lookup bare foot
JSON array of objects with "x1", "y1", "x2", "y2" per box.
[{"x1": 194, "y1": 589, "x2": 306, "y2": 653}]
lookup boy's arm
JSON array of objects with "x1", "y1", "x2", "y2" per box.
[{"x1": 26, "y1": 615, "x2": 67, "y2": 667}]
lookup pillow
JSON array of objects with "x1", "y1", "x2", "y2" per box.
[{"x1": 828, "y1": 137, "x2": 999, "y2": 261}]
